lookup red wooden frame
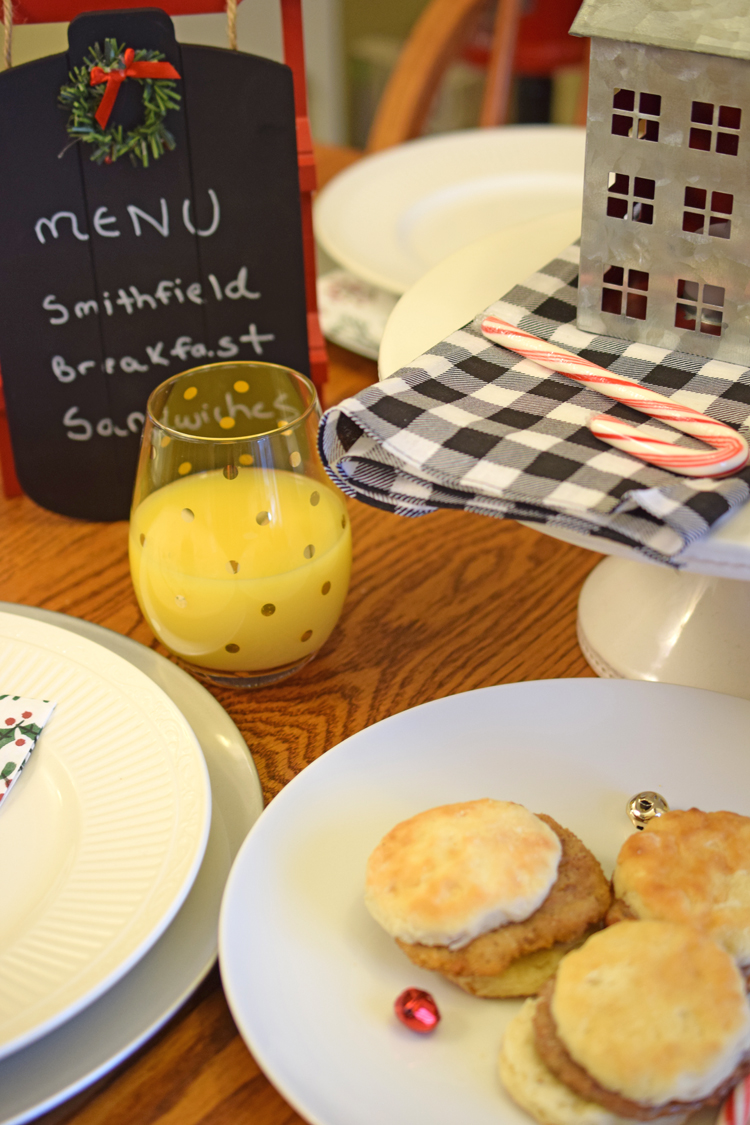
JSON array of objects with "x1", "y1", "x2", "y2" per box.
[{"x1": 0, "y1": 0, "x2": 328, "y2": 501}]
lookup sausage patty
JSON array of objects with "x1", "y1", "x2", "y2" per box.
[{"x1": 533, "y1": 977, "x2": 750, "y2": 1120}]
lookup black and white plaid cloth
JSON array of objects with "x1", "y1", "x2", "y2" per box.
[{"x1": 318, "y1": 244, "x2": 750, "y2": 563}]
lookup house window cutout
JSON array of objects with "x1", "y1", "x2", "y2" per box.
[
  {"x1": 675, "y1": 279, "x2": 725, "y2": 336},
  {"x1": 689, "y1": 102, "x2": 741, "y2": 155},
  {"x1": 606, "y1": 173, "x2": 655, "y2": 222},
  {"x1": 682, "y1": 187, "x2": 733, "y2": 238},
  {"x1": 611, "y1": 89, "x2": 661, "y2": 142},
  {"x1": 601, "y1": 265, "x2": 649, "y2": 319}
]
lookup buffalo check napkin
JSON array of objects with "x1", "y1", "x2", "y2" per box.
[
  {"x1": 318, "y1": 244, "x2": 750, "y2": 564},
  {"x1": 0, "y1": 694, "x2": 56, "y2": 809}
]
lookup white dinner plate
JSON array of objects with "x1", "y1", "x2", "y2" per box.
[
  {"x1": 0, "y1": 605, "x2": 262, "y2": 1125},
  {"x1": 219, "y1": 679, "x2": 750, "y2": 1125},
  {"x1": 314, "y1": 126, "x2": 585, "y2": 296},
  {"x1": 377, "y1": 209, "x2": 582, "y2": 377},
  {"x1": 0, "y1": 611, "x2": 211, "y2": 1062}
]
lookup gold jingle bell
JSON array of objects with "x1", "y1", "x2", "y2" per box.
[{"x1": 627, "y1": 791, "x2": 669, "y2": 830}]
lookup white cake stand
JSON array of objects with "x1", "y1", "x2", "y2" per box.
[{"x1": 378, "y1": 215, "x2": 750, "y2": 700}]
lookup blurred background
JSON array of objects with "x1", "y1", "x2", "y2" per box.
[{"x1": 1, "y1": 0, "x2": 586, "y2": 144}]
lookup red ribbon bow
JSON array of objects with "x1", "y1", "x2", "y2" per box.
[{"x1": 90, "y1": 47, "x2": 181, "y2": 129}]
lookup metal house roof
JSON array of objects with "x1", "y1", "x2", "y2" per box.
[{"x1": 570, "y1": 0, "x2": 750, "y2": 62}]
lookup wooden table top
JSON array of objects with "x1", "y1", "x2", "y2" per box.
[{"x1": 1, "y1": 144, "x2": 601, "y2": 1125}]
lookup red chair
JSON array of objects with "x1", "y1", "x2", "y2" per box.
[{"x1": 0, "y1": 0, "x2": 326, "y2": 499}]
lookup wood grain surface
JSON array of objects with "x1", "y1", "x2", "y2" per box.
[{"x1": 0, "y1": 143, "x2": 601, "y2": 1125}]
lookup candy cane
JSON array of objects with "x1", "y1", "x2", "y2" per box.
[
  {"x1": 719, "y1": 1076, "x2": 750, "y2": 1125},
  {"x1": 481, "y1": 316, "x2": 749, "y2": 478}
]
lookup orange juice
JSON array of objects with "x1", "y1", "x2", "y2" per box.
[{"x1": 129, "y1": 468, "x2": 351, "y2": 670}]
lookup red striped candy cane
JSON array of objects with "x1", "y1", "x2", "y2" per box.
[
  {"x1": 481, "y1": 316, "x2": 749, "y2": 478},
  {"x1": 719, "y1": 1076, "x2": 750, "y2": 1125}
]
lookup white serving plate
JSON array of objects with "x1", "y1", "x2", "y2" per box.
[
  {"x1": 0, "y1": 611, "x2": 211, "y2": 1061},
  {"x1": 220, "y1": 679, "x2": 749, "y2": 1125},
  {"x1": 314, "y1": 126, "x2": 585, "y2": 295},
  {"x1": 378, "y1": 209, "x2": 581, "y2": 377},
  {"x1": 0, "y1": 605, "x2": 262, "y2": 1125}
]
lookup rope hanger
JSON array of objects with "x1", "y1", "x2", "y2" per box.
[{"x1": 4, "y1": 0, "x2": 11, "y2": 69}]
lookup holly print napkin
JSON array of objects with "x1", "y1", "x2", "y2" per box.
[{"x1": 0, "y1": 694, "x2": 56, "y2": 809}]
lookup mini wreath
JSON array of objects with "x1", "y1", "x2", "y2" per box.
[{"x1": 59, "y1": 38, "x2": 182, "y2": 167}]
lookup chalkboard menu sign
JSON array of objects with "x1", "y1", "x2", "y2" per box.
[{"x1": 0, "y1": 7, "x2": 309, "y2": 519}]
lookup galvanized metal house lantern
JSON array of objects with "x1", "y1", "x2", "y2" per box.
[{"x1": 570, "y1": 0, "x2": 750, "y2": 365}]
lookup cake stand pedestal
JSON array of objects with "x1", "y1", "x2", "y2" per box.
[{"x1": 576, "y1": 558, "x2": 750, "y2": 699}]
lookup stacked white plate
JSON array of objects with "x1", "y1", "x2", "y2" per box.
[
  {"x1": 314, "y1": 126, "x2": 586, "y2": 360},
  {"x1": 0, "y1": 605, "x2": 263, "y2": 1125}
]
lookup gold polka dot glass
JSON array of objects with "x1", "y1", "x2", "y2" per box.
[{"x1": 129, "y1": 362, "x2": 352, "y2": 688}]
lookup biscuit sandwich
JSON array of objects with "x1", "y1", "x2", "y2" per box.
[
  {"x1": 608, "y1": 808, "x2": 750, "y2": 975},
  {"x1": 364, "y1": 798, "x2": 610, "y2": 997},
  {"x1": 499, "y1": 920, "x2": 750, "y2": 1125}
]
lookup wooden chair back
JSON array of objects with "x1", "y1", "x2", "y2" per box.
[{"x1": 367, "y1": 0, "x2": 588, "y2": 153}]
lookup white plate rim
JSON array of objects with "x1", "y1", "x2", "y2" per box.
[
  {"x1": 0, "y1": 604, "x2": 262, "y2": 1125},
  {"x1": 0, "y1": 610, "x2": 211, "y2": 1061},
  {"x1": 313, "y1": 126, "x2": 585, "y2": 294},
  {"x1": 219, "y1": 678, "x2": 750, "y2": 1125},
  {"x1": 377, "y1": 209, "x2": 582, "y2": 377}
]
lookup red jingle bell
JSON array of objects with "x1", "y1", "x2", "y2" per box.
[{"x1": 394, "y1": 988, "x2": 440, "y2": 1033}]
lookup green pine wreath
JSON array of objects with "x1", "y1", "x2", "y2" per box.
[{"x1": 59, "y1": 39, "x2": 182, "y2": 167}]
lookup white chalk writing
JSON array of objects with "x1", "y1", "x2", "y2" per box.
[
  {"x1": 50, "y1": 325, "x2": 274, "y2": 383},
  {"x1": 35, "y1": 212, "x2": 89, "y2": 244},
  {"x1": 93, "y1": 206, "x2": 119, "y2": 238},
  {"x1": 239, "y1": 324, "x2": 275, "y2": 354},
  {"x1": 174, "y1": 389, "x2": 296, "y2": 433},
  {"x1": 43, "y1": 295, "x2": 69, "y2": 325},
  {"x1": 182, "y1": 190, "x2": 221, "y2": 237},
  {"x1": 128, "y1": 199, "x2": 169, "y2": 238},
  {"x1": 34, "y1": 189, "x2": 221, "y2": 245},
  {"x1": 63, "y1": 405, "x2": 144, "y2": 441},
  {"x1": 42, "y1": 267, "x2": 259, "y2": 326}
]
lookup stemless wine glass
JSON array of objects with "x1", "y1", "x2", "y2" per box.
[{"x1": 129, "y1": 362, "x2": 352, "y2": 688}]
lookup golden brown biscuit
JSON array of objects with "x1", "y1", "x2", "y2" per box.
[
  {"x1": 538, "y1": 921, "x2": 750, "y2": 1114},
  {"x1": 532, "y1": 980, "x2": 744, "y2": 1121},
  {"x1": 499, "y1": 1000, "x2": 675, "y2": 1125},
  {"x1": 397, "y1": 816, "x2": 610, "y2": 987},
  {"x1": 610, "y1": 809, "x2": 750, "y2": 966},
  {"x1": 365, "y1": 799, "x2": 561, "y2": 948}
]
